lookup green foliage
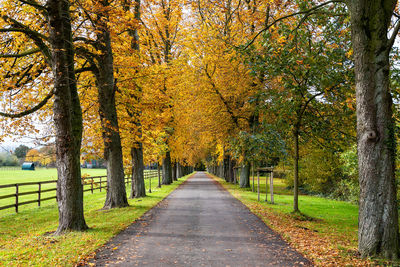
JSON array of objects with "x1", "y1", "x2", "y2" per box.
[
  {"x1": 229, "y1": 125, "x2": 287, "y2": 165},
  {"x1": 331, "y1": 145, "x2": 359, "y2": 203},
  {"x1": 0, "y1": 152, "x2": 18, "y2": 166},
  {"x1": 14, "y1": 145, "x2": 30, "y2": 159},
  {"x1": 299, "y1": 148, "x2": 342, "y2": 195},
  {"x1": 283, "y1": 146, "x2": 343, "y2": 196},
  {"x1": 281, "y1": 145, "x2": 360, "y2": 203},
  {"x1": 331, "y1": 179, "x2": 359, "y2": 204},
  {"x1": 339, "y1": 145, "x2": 358, "y2": 181}
]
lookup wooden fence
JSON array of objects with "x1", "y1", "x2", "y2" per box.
[
  {"x1": 0, "y1": 170, "x2": 159, "y2": 213},
  {"x1": 0, "y1": 166, "x2": 20, "y2": 171}
]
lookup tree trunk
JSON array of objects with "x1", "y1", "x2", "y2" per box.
[
  {"x1": 130, "y1": 143, "x2": 145, "y2": 198},
  {"x1": 229, "y1": 158, "x2": 235, "y2": 183},
  {"x1": 47, "y1": 0, "x2": 88, "y2": 233},
  {"x1": 96, "y1": 26, "x2": 128, "y2": 209},
  {"x1": 176, "y1": 162, "x2": 181, "y2": 178},
  {"x1": 172, "y1": 161, "x2": 177, "y2": 181},
  {"x1": 252, "y1": 162, "x2": 255, "y2": 192},
  {"x1": 349, "y1": 0, "x2": 399, "y2": 259},
  {"x1": 293, "y1": 129, "x2": 299, "y2": 212},
  {"x1": 124, "y1": 0, "x2": 145, "y2": 199},
  {"x1": 162, "y1": 151, "x2": 172, "y2": 184},
  {"x1": 157, "y1": 163, "x2": 161, "y2": 188},
  {"x1": 224, "y1": 155, "x2": 230, "y2": 182},
  {"x1": 239, "y1": 162, "x2": 250, "y2": 188},
  {"x1": 219, "y1": 163, "x2": 224, "y2": 177}
]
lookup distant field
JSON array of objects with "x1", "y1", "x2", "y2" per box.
[
  {"x1": 0, "y1": 167, "x2": 107, "y2": 184},
  {"x1": 0, "y1": 168, "x2": 107, "y2": 215},
  {"x1": 0, "y1": 167, "x2": 160, "y2": 215}
]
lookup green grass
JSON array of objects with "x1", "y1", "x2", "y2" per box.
[
  {"x1": 213, "y1": 175, "x2": 371, "y2": 265},
  {"x1": 244, "y1": 176, "x2": 358, "y2": 236},
  {"x1": 0, "y1": 167, "x2": 107, "y2": 184},
  {"x1": 0, "y1": 168, "x2": 107, "y2": 215},
  {"x1": 0, "y1": 168, "x2": 159, "y2": 215},
  {"x1": 0, "y1": 173, "x2": 192, "y2": 266}
]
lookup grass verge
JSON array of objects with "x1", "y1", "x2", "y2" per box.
[
  {"x1": 0, "y1": 173, "x2": 193, "y2": 266},
  {"x1": 210, "y1": 174, "x2": 377, "y2": 266}
]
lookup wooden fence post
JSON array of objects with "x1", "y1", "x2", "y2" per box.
[
  {"x1": 257, "y1": 171, "x2": 260, "y2": 202},
  {"x1": 91, "y1": 179, "x2": 93, "y2": 194},
  {"x1": 265, "y1": 171, "x2": 268, "y2": 202},
  {"x1": 38, "y1": 182, "x2": 41, "y2": 207},
  {"x1": 157, "y1": 164, "x2": 161, "y2": 188},
  {"x1": 149, "y1": 170, "x2": 152, "y2": 193},
  {"x1": 99, "y1": 176, "x2": 102, "y2": 192},
  {"x1": 252, "y1": 162, "x2": 255, "y2": 192},
  {"x1": 15, "y1": 184, "x2": 19, "y2": 213},
  {"x1": 270, "y1": 170, "x2": 274, "y2": 204}
]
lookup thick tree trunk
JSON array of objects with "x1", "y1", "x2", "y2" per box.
[
  {"x1": 239, "y1": 162, "x2": 250, "y2": 188},
  {"x1": 293, "y1": 129, "x2": 299, "y2": 212},
  {"x1": 47, "y1": 0, "x2": 88, "y2": 233},
  {"x1": 349, "y1": 0, "x2": 399, "y2": 259},
  {"x1": 162, "y1": 151, "x2": 172, "y2": 184},
  {"x1": 130, "y1": 143, "x2": 145, "y2": 198},
  {"x1": 96, "y1": 26, "x2": 128, "y2": 209}
]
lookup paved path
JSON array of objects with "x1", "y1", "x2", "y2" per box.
[{"x1": 91, "y1": 172, "x2": 311, "y2": 266}]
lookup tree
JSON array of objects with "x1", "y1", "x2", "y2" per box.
[
  {"x1": 74, "y1": 0, "x2": 129, "y2": 209},
  {"x1": 25, "y1": 149, "x2": 41, "y2": 164},
  {"x1": 0, "y1": 0, "x2": 88, "y2": 233},
  {"x1": 120, "y1": 0, "x2": 146, "y2": 198},
  {"x1": 14, "y1": 145, "x2": 30, "y2": 159},
  {"x1": 0, "y1": 152, "x2": 18, "y2": 166},
  {"x1": 348, "y1": 0, "x2": 400, "y2": 260},
  {"x1": 245, "y1": 0, "x2": 400, "y2": 259},
  {"x1": 47, "y1": 0, "x2": 88, "y2": 233},
  {"x1": 139, "y1": 0, "x2": 184, "y2": 184},
  {"x1": 241, "y1": 2, "x2": 352, "y2": 212}
]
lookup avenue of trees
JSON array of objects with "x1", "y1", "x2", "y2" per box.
[{"x1": 0, "y1": 0, "x2": 400, "y2": 261}]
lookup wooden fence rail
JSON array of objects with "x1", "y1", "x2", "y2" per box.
[{"x1": 0, "y1": 170, "x2": 159, "y2": 213}]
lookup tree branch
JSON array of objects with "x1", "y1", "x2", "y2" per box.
[
  {"x1": 243, "y1": 0, "x2": 344, "y2": 49},
  {"x1": 0, "y1": 48, "x2": 40, "y2": 58},
  {"x1": 17, "y1": 0, "x2": 47, "y2": 15},
  {"x1": 0, "y1": 89, "x2": 54, "y2": 118},
  {"x1": 1, "y1": 16, "x2": 51, "y2": 63},
  {"x1": 388, "y1": 17, "x2": 400, "y2": 50},
  {"x1": 204, "y1": 64, "x2": 239, "y2": 127}
]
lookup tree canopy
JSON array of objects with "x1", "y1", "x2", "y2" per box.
[{"x1": 1, "y1": 0, "x2": 400, "y2": 260}]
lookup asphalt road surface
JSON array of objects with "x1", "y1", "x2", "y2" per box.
[{"x1": 90, "y1": 172, "x2": 311, "y2": 266}]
